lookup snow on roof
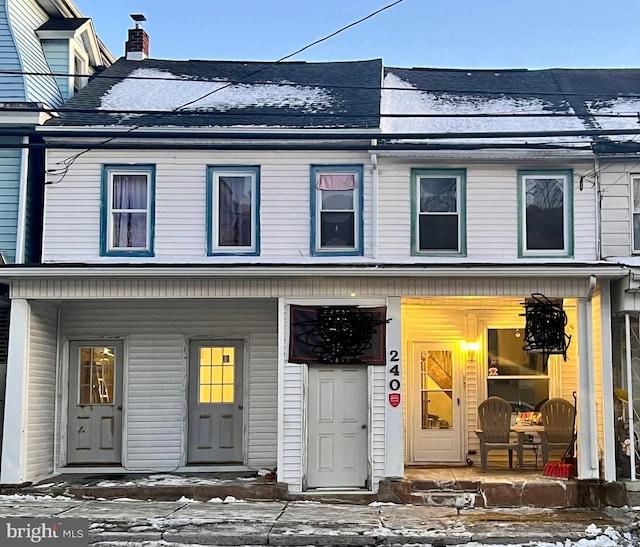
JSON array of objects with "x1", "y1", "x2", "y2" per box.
[
  {"x1": 99, "y1": 68, "x2": 333, "y2": 113},
  {"x1": 381, "y1": 72, "x2": 590, "y2": 145},
  {"x1": 587, "y1": 97, "x2": 640, "y2": 141}
]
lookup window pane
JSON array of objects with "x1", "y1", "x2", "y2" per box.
[
  {"x1": 487, "y1": 378, "x2": 549, "y2": 412},
  {"x1": 420, "y1": 177, "x2": 457, "y2": 213},
  {"x1": 419, "y1": 215, "x2": 458, "y2": 250},
  {"x1": 634, "y1": 214, "x2": 640, "y2": 251},
  {"x1": 321, "y1": 189, "x2": 353, "y2": 210},
  {"x1": 113, "y1": 213, "x2": 147, "y2": 248},
  {"x1": 487, "y1": 328, "x2": 546, "y2": 375},
  {"x1": 321, "y1": 212, "x2": 354, "y2": 247},
  {"x1": 112, "y1": 175, "x2": 147, "y2": 209},
  {"x1": 421, "y1": 390, "x2": 453, "y2": 429},
  {"x1": 634, "y1": 179, "x2": 640, "y2": 212},
  {"x1": 525, "y1": 178, "x2": 564, "y2": 251},
  {"x1": 79, "y1": 346, "x2": 115, "y2": 405},
  {"x1": 218, "y1": 175, "x2": 252, "y2": 247}
]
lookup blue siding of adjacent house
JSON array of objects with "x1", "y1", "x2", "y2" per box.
[
  {"x1": 0, "y1": 0, "x2": 26, "y2": 100},
  {"x1": 41, "y1": 39, "x2": 69, "y2": 100},
  {"x1": 7, "y1": 0, "x2": 62, "y2": 106},
  {"x1": 0, "y1": 138, "x2": 22, "y2": 264}
]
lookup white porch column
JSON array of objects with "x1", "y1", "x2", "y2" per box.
[
  {"x1": 385, "y1": 296, "x2": 403, "y2": 478},
  {"x1": 599, "y1": 280, "x2": 617, "y2": 481},
  {"x1": 0, "y1": 299, "x2": 30, "y2": 484},
  {"x1": 577, "y1": 296, "x2": 599, "y2": 479}
]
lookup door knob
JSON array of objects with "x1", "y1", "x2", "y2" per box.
[
  {"x1": 238, "y1": 404, "x2": 243, "y2": 410},
  {"x1": 361, "y1": 424, "x2": 367, "y2": 429}
]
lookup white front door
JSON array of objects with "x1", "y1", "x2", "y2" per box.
[
  {"x1": 307, "y1": 366, "x2": 369, "y2": 489},
  {"x1": 67, "y1": 341, "x2": 123, "y2": 465},
  {"x1": 410, "y1": 343, "x2": 463, "y2": 463}
]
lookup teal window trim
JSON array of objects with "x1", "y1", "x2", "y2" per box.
[
  {"x1": 206, "y1": 165, "x2": 260, "y2": 256},
  {"x1": 517, "y1": 169, "x2": 573, "y2": 258},
  {"x1": 410, "y1": 168, "x2": 467, "y2": 256},
  {"x1": 632, "y1": 175, "x2": 640, "y2": 253},
  {"x1": 310, "y1": 164, "x2": 364, "y2": 257},
  {"x1": 100, "y1": 164, "x2": 155, "y2": 257}
]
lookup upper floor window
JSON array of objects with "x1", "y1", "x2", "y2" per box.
[
  {"x1": 632, "y1": 176, "x2": 640, "y2": 253},
  {"x1": 310, "y1": 165, "x2": 364, "y2": 256},
  {"x1": 518, "y1": 170, "x2": 573, "y2": 258},
  {"x1": 100, "y1": 165, "x2": 155, "y2": 257},
  {"x1": 411, "y1": 168, "x2": 466, "y2": 255},
  {"x1": 73, "y1": 55, "x2": 87, "y2": 95},
  {"x1": 207, "y1": 166, "x2": 260, "y2": 255}
]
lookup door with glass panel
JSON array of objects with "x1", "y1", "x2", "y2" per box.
[
  {"x1": 188, "y1": 341, "x2": 244, "y2": 463},
  {"x1": 67, "y1": 341, "x2": 123, "y2": 464},
  {"x1": 411, "y1": 343, "x2": 462, "y2": 462}
]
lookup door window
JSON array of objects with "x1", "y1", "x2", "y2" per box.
[
  {"x1": 198, "y1": 346, "x2": 235, "y2": 403},
  {"x1": 78, "y1": 346, "x2": 115, "y2": 405},
  {"x1": 420, "y1": 349, "x2": 453, "y2": 429}
]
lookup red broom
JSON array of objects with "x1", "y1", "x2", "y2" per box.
[{"x1": 542, "y1": 392, "x2": 577, "y2": 480}]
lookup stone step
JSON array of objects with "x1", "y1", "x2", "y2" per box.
[
  {"x1": 410, "y1": 479, "x2": 481, "y2": 492},
  {"x1": 409, "y1": 490, "x2": 483, "y2": 508}
]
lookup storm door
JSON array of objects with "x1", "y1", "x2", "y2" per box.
[
  {"x1": 410, "y1": 343, "x2": 463, "y2": 462},
  {"x1": 188, "y1": 341, "x2": 244, "y2": 463},
  {"x1": 67, "y1": 341, "x2": 123, "y2": 464}
]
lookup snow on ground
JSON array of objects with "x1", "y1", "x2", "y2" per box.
[{"x1": 94, "y1": 473, "x2": 255, "y2": 487}]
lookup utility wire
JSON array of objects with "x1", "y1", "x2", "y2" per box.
[
  {"x1": 12, "y1": 68, "x2": 640, "y2": 100},
  {"x1": 47, "y1": 0, "x2": 406, "y2": 182}
]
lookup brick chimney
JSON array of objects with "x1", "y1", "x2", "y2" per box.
[{"x1": 125, "y1": 14, "x2": 149, "y2": 60}]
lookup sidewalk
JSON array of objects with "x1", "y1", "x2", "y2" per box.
[{"x1": 0, "y1": 493, "x2": 638, "y2": 546}]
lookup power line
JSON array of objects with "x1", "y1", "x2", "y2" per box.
[
  {"x1": 10, "y1": 68, "x2": 640, "y2": 100},
  {"x1": 47, "y1": 0, "x2": 406, "y2": 182}
]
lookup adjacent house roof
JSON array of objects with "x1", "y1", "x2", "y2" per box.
[
  {"x1": 48, "y1": 58, "x2": 383, "y2": 129},
  {"x1": 36, "y1": 18, "x2": 90, "y2": 31},
  {"x1": 383, "y1": 67, "x2": 640, "y2": 150}
]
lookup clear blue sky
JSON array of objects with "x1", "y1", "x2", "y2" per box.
[{"x1": 74, "y1": 0, "x2": 640, "y2": 69}]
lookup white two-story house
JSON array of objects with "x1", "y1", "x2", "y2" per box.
[{"x1": 0, "y1": 24, "x2": 635, "y2": 499}]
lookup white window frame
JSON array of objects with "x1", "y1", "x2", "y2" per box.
[
  {"x1": 311, "y1": 165, "x2": 363, "y2": 256},
  {"x1": 208, "y1": 167, "x2": 259, "y2": 255},
  {"x1": 104, "y1": 168, "x2": 153, "y2": 254},
  {"x1": 519, "y1": 170, "x2": 573, "y2": 258}
]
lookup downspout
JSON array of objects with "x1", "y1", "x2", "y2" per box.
[
  {"x1": 371, "y1": 151, "x2": 378, "y2": 259},
  {"x1": 15, "y1": 137, "x2": 29, "y2": 264}
]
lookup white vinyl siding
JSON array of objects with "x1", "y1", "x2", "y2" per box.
[
  {"x1": 60, "y1": 299, "x2": 278, "y2": 470},
  {"x1": 379, "y1": 160, "x2": 596, "y2": 261},
  {"x1": 6, "y1": 0, "x2": 62, "y2": 106},
  {"x1": 25, "y1": 301, "x2": 57, "y2": 482},
  {"x1": 43, "y1": 150, "x2": 373, "y2": 263},
  {"x1": 599, "y1": 163, "x2": 633, "y2": 258}
]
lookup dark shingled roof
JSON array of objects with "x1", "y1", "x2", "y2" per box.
[
  {"x1": 49, "y1": 58, "x2": 383, "y2": 129},
  {"x1": 37, "y1": 18, "x2": 90, "y2": 32}
]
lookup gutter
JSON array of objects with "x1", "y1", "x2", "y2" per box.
[{"x1": 0, "y1": 263, "x2": 628, "y2": 280}]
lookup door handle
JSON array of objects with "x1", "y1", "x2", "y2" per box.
[
  {"x1": 361, "y1": 424, "x2": 367, "y2": 429},
  {"x1": 238, "y1": 404, "x2": 243, "y2": 410},
  {"x1": 117, "y1": 405, "x2": 122, "y2": 411}
]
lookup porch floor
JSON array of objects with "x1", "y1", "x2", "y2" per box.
[{"x1": 1, "y1": 466, "x2": 627, "y2": 508}]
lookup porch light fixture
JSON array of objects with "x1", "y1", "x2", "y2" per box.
[
  {"x1": 462, "y1": 340, "x2": 480, "y2": 361},
  {"x1": 520, "y1": 293, "x2": 571, "y2": 370}
]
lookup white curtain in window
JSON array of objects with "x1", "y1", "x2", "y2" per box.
[
  {"x1": 318, "y1": 174, "x2": 356, "y2": 190},
  {"x1": 112, "y1": 174, "x2": 147, "y2": 248}
]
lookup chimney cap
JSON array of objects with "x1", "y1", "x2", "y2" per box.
[{"x1": 130, "y1": 13, "x2": 147, "y2": 22}]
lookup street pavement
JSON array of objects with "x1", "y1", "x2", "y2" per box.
[{"x1": 0, "y1": 493, "x2": 639, "y2": 546}]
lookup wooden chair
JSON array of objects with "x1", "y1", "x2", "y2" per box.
[
  {"x1": 539, "y1": 398, "x2": 575, "y2": 466},
  {"x1": 475, "y1": 396, "x2": 523, "y2": 471}
]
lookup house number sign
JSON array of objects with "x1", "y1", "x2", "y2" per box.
[{"x1": 388, "y1": 349, "x2": 401, "y2": 407}]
